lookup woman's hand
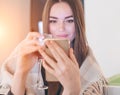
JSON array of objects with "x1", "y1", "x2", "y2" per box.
[
  {"x1": 11, "y1": 32, "x2": 42, "y2": 95},
  {"x1": 3, "y1": 32, "x2": 41, "y2": 75},
  {"x1": 39, "y1": 41, "x2": 81, "y2": 95},
  {"x1": 14, "y1": 32, "x2": 42, "y2": 74}
]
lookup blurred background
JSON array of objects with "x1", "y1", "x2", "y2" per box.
[{"x1": 0, "y1": 0, "x2": 120, "y2": 78}]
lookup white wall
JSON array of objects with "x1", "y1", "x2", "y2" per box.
[
  {"x1": 85, "y1": 0, "x2": 120, "y2": 78},
  {"x1": 0, "y1": 0, "x2": 30, "y2": 67}
]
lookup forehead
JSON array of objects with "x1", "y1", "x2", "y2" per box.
[{"x1": 50, "y1": 2, "x2": 73, "y2": 18}]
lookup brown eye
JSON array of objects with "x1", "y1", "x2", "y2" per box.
[
  {"x1": 65, "y1": 19, "x2": 74, "y2": 23},
  {"x1": 49, "y1": 20, "x2": 57, "y2": 23},
  {"x1": 67, "y1": 20, "x2": 74, "y2": 23}
]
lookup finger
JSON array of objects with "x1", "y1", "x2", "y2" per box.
[
  {"x1": 26, "y1": 32, "x2": 40, "y2": 40},
  {"x1": 39, "y1": 48, "x2": 58, "y2": 69},
  {"x1": 20, "y1": 46, "x2": 40, "y2": 56},
  {"x1": 69, "y1": 48, "x2": 79, "y2": 67},
  {"x1": 25, "y1": 40, "x2": 40, "y2": 46},
  {"x1": 42, "y1": 61, "x2": 56, "y2": 76},
  {"x1": 46, "y1": 41, "x2": 66, "y2": 62},
  {"x1": 18, "y1": 40, "x2": 42, "y2": 57}
]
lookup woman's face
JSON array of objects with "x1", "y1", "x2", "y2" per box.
[{"x1": 49, "y1": 2, "x2": 75, "y2": 42}]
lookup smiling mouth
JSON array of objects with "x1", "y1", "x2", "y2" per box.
[{"x1": 56, "y1": 34, "x2": 68, "y2": 38}]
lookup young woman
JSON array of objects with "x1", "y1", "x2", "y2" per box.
[{"x1": 1, "y1": 0, "x2": 107, "y2": 95}]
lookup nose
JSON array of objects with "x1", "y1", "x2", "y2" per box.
[{"x1": 58, "y1": 21, "x2": 65, "y2": 32}]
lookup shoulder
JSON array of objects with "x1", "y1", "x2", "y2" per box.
[
  {"x1": 80, "y1": 47, "x2": 108, "y2": 94},
  {"x1": 80, "y1": 47, "x2": 101, "y2": 75}
]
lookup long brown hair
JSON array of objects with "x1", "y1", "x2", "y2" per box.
[{"x1": 42, "y1": 0, "x2": 88, "y2": 67}]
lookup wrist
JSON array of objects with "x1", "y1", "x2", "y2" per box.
[
  {"x1": 14, "y1": 70, "x2": 28, "y2": 79},
  {"x1": 62, "y1": 88, "x2": 80, "y2": 95},
  {"x1": 62, "y1": 91, "x2": 76, "y2": 95},
  {"x1": 11, "y1": 71, "x2": 27, "y2": 95},
  {"x1": 15, "y1": 68, "x2": 29, "y2": 77}
]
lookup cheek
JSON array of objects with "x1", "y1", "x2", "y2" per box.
[
  {"x1": 49, "y1": 25, "x2": 56, "y2": 35},
  {"x1": 67, "y1": 25, "x2": 76, "y2": 41}
]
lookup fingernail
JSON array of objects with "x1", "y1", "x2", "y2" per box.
[
  {"x1": 50, "y1": 40, "x2": 53, "y2": 44},
  {"x1": 46, "y1": 40, "x2": 50, "y2": 45}
]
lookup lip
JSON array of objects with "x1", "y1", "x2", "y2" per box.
[{"x1": 56, "y1": 34, "x2": 68, "y2": 38}]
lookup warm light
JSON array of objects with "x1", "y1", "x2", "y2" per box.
[
  {"x1": 0, "y1": 23, "x2": 7, "y2": 45},
  {"x1": 0, "y1": 0, "x2": 30, "y2": 65},
  {"x1": 0, "y1": 23, "x2": 6, "y2": 32},
  {"x1": 0, "y1": 20, "x2": 20, "y2": 49}
]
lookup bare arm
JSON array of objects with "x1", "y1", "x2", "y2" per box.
[
  {"x1": 1, "y1": 53, "x2": 17, "y2": 85},
  {"x1": 1, "y1": 32, "x2": 42, "y2": 95},
  {"x1": 11, "y1": 71, "x2": 27, "y2": 95}
]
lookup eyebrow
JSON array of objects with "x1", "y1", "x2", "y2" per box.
[{"x1": 49, "y1": 15, "x2": 74, "y2": 19}]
